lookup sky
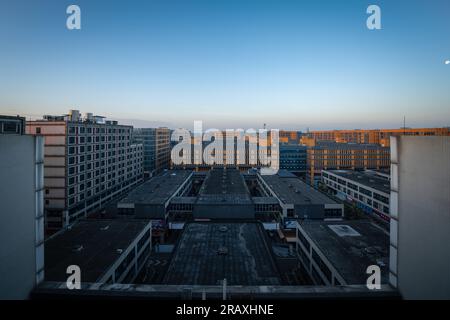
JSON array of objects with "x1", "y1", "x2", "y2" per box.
[{"x1": 0, "y1": 0, "x2": 449, "y2": 130}]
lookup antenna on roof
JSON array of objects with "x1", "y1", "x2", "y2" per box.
[{"x1": 403, "y1": 116, "x2": 406, "y2": 134}]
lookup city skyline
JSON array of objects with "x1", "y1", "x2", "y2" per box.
[{"x1": 1, "y1": 0, "x2": 450, "y2": 130}]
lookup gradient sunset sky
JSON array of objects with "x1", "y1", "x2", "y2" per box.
[{"x1": 0, "y1": 0, "x2": 449, "y2": 130}]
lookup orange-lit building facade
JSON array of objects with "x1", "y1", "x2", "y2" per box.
[
  {"x1": 306, "y1": 128, "x2": 450, "y2": 147},
  {"x1": 307, "y1": 142, "x2": 390, "y2": 185},
  {"x1": 279, "y1": 130, "x2": 302, "y2": 145}
]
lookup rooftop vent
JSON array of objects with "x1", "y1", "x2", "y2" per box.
[
  {"x1": 376, "y1": 259, "x2": 386, "y2": 267},
  {"x1": 365, "y1": 247, "x2": 376, "y2": 254},
  {"x1": 71, "y1": 245, "x2": 84, "y2": 253},
  {"x1": 328, "y1": 225, "x2": 361, "y2": 237},
  {"x1": 219, "y1": 226, "x2": 228, "y2": 232},
  {"x1": 217, "y1": 247, "x2": 228, "y2": 255}
]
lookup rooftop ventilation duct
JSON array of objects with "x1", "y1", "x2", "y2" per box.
[
  {"x1": 69, "y1": 109, "x2": 80, "y2": 122},
  {"x1": 71, "y1": 245, "x2": 83, "y2": 253},
  {"x1": 217, "y1": 247, "x2": 228, "y2": 255}
]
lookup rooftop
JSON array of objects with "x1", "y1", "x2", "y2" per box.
[
  {"x1": 260, "y1": 170, "x2": 338, "y2": 205},
  {"x1": 45, "y1": 219, "x2": 150, "y2": 282},
  {"x1": 119, "y1": 170, "x2": 192, "y2": 206},
  {"x1": 200, "y1": 167, "x2": 250, "y2": 195},
  {"x1": 299, "y1": 220, "x2": 389, "y2": 285},
  {"x1": 324, "y1": 170, "x2": 390, "y2": 194},
  {"x1": 163, "y1": 222, "x2": 281, "y2": 285}
]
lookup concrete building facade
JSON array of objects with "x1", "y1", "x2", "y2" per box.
[
  {"x1": 389, "y1": 136, "x2": 450, "y2": 299},
  {"x1": 0, "y1": 131, "x2": 45, "y2": 299},
  {"x1": 322, "y1": 170, "x2": 391, "y2": 221}
]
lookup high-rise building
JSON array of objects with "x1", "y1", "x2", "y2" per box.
[
  {"x1": 0, "y1": 119, "x2": 44, "y2": 299},
  {"x1": 306, "y1": 141, "x2": 390, "y2": 185},
  {"x1": 26, "y1": 110, "x2": 144, "y2": 233},
  {"x1": 133, "y1": 127, "x2": 170, "y2": 177}
]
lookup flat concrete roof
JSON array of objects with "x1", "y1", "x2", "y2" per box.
[
  {"x1": 324, "y1": 170, "x2": 390, "y2": 194},
  {"x1": 260, "y1": 171, "x2": 338, "y2": 205},
  {"x1": 163, "y1": 222, "x2": 281, "y2": 285},
  {"x1": 299, "y1": 220, "x2": 389, "y2": 285},
  {"x1": 196, "y1": 167, "x2": 253, "y2": 206},
  {"x1": 200, "y1": 167, "x2": 250, "y2": 195},
  {"x1": 45, "y1": 220, "x2": 150, "y2": 282},
  {"x1": 119, "y1": 170, "x2": 192, "y2": 206},
  {"x1": 252, "y1": 197, "x2": 280, "y2": 205}
]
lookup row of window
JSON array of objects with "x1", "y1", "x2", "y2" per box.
[
  {"x1": 68, "y1": 126, "x2": 131, "y2": 135},
  {"x1": 324, "y1": 179, "x2": 390, "y2": 214},
  {"x1": 68, "y1": 135, "x2": 130, "y2": 145}
]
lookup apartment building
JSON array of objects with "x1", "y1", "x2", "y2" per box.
[
  {"x1": 26, "y1": 110, "x2": 144, "y2": 233},
  {"x1": 307, "y1": 141, "x2": 390, "y2": 185},
  {"x1": 306, "y1": 128, "x2": 450, "y2": 147},
  {"x1": 322, "y1": 170, "x2": 391, "y2": 221},
  {"x1": 133, "y1": 127, "x2": 170, "y2": 177}
]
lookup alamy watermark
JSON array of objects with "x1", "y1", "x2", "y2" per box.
[
  {"x1": 171, "y1": 121, "x2": 279, "y2": 175},
  {"x1": 66, "y1": 4, "x2": 382, "y2": 31},
  {"x1": 66, "y1": 5, "x2": 81, "y2": 30},
  {"x1": 366, "y1": 5, "x2": 381, "y2": 30},
  {"x1": 366, "y1": 265, "x2": 381, "y2": 290},
  {"x1": 66, "y1": 265, "x2": 81, "y2": 289}
]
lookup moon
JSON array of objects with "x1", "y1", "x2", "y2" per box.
[{"x1": 446, "y1": 60, "x2": 450, "y2": 65}]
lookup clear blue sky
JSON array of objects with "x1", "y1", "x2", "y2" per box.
[{"x1": 0, "y1": 0, "x2": 449, "y2": 130}]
